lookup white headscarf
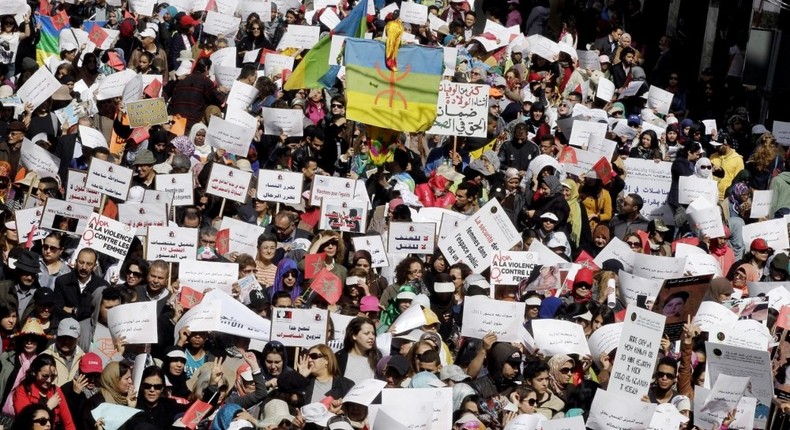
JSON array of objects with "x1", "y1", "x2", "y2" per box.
[{"x1": 695, "y1": 157, "x2": 713, "y2": 179}]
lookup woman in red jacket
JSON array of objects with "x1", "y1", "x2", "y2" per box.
[{"x1": 12, "y1": 355, "x2": 76, "y2": 430}]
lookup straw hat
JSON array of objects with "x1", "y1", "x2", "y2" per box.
[{"x1": 13, "y1": 318, "x2": 51, "y2": 339}]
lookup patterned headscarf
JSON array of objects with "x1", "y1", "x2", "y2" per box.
[
  {"x1": 728, "y1": 182, "x2": 750, "y2": 214},
  {"x1": 547, "y1": 354, "x2": 574, "y2": 398},
  {"x1": 171, "y1": 135, "x2": 195, "y2": 158}
]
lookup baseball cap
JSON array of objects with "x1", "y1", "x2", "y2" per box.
[
  {"x1": 139, "y1": 28, "x2": 157, "y2": 39},
  {"x1": 650, "y1": 219, "x2": 670, "y2": 233},
  {"x1": 525, "y1": 296, "x2": 542, "y2": 306},
  {"x1": 385, "y1": 355, "x2": 410, "y2": 377},
  {"x1": 396, "y1": 290, "x2": 417, "y2": 301},
  {"x1": 179, "y1": 15, "x2": 199, "y2": 27},
  {"x1": 80, "y1": 353, "x2": 103, "y2": 374},
  {"x1": 599, "y1": 55, "x2": 610, "y2": 64},
  {"x1": 772, "y1": 253, "x2": 789, "y2": 272},
  {"x1": 34, "y1": 288, "x2": 56, "y2": 306},
  {"x1": 439, "y1": 365, "x2": 470, "y2": 382},
  {"x1": 574, "y1": 267, "x2": 594, "y2": 286},
  {"x1": 540, "y1": 212, "x2": 559, "y2": 222},
  {"x1": 166, "y1": 349, "x2": 187, "y2": 360},
  {"x1": 57, "y1": 318, "x2": 80, "y2": 338},
  {"x1": 627, "y1": 114, "x2": 642, "y2": 126},
  {"x1": 751, "y1": 238, "x2": 770, "y2": 252},
  {"x1": 434, "y1": 282, "x2": 455, "y2": 293}
]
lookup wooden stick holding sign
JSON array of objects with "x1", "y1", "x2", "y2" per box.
[{"x1": 22, "y1": 173, "x2": 37, "y2": 208}]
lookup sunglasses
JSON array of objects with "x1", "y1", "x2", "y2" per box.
[
  {"x1": 331, "y1": 104, "x2": 344, "y2": 108},
  {"x1": 626, "y1": 241, "x2": 641, "y2": 248},
  {"x1": 39, "y1": 373, "x2": 57, "y2": 381},
  {"x1": 284, "y1": 271, "x2": 298, "y2": 279},
  {"x1": 522, "y1": 398, "x2": 537, "y2": 406},
  {"x1": 575, "y1": 284, "x2": 591, "y2": 290},
  {"x1": 127, "y1": 271, "x2": 143, "y2": 277},
  {"x1": 699, "y1": 165, "x2": 712, "y2": 170},
  {"x1": 42, "y1": 244, "x2": 61, "y2": 252},
  {"x1": 542, "y1": 218, "x2": 556, "y2": 224},
  {"x1": 308, "y1": 352, "x2": 324, "y2": 360},
  {"x1": 560, "y1": 367, "x2": 573, "y2": 374},
  {"x1": 654, "y1": 371, "x2": 675, "y2": 380},
  {"x1": 32, "y1": 418, "x2": 50, "y2": 426},
  {"x1": 142, "y1": 383, "x2": 164, "y2": 391}
]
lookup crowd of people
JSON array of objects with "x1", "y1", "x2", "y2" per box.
[{"x1": 0, "y1": 0, "x2": 783, "y2": 429}]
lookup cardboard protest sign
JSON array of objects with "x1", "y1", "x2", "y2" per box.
[
  {"x1": 588, "y1": 322, "x2": 622, "y2": 367},
  {"x1": 175, "y1": 290, "x2": 270, "y2": 340},
  {"x1": 654, "y1": 274, "x2": 713, "y2": 340},
  {"x1": 489, "y1": 251, "x2": 539, "y2": 286},
  {"x1": 460, "y1": 296, "x2": 525, "y2": 342},
  {"x1": 179, "y1": 260, "x2": 238, "y2": 293},
  {"x1": 155, "y1": 173, "x2": 194, "y2": 206},
  {"x1": 117, "y1": 203, "x2": 168, "y2": 236},
  {"x1": 309, "y1": 175, "x2": 356, "y2": 206},
  {"x1": 20, "y1": 140, "x2": 59, "y2": 178},
  {"x1": 219, "y1": 216, "x2": 266, "y2": 256},
  {"x1": 623, "y1": 158, "x2": 673, "y2": 224},
  {"x1": 706, "y1": 342, "x2": 773, "y2": 406},
  {"x1": 125, "y1": 98, "x2": 168, "y2": 127},
  {"x1": 205, "y1": 115, "x2": 256, "y2": 157},
  {"x1": 388, "y1": 222, "x2": 435, "y2": 254},
  {"x1": 40, "y1": 199, "x2": 94, "y2": 234},
  {"x1": 586, "y1": 389, "x2": 656, "y2": 430},
  {"x1": 426, "y1": 82, "x2": 489, "y2": 138},
  {"x1": 678, "y1": 176, "x2": 719, "y2": 205},
  {"x1": 277, "y1": 24, "x2": 319, "y2": 50},
  {"x1": 107, "y1": 302, "x2": 158, "y2": 344},
  {"x1": 226, "y1": 81, "x2": 258, "y2": 111},
  {"x1": 146, "y1": 226, "x2": 197, "y2": 262},
  {"x1": 632, "y1": 253, "x2": 687, "y2": 280},
  {"x1": 742, "y1": 217, "x2": 789, "y2": 251},
  {"x1": 262, "y1": 107, "x2": 304, "y2": 136},
  {"x1": 17, "y1": 67, "x2": 61, "y2": 110},
  {"x1": 206, "y1": 163, "x2": 252, "y2": 203},
  {"x1": 774, "y1": 120, "x2": 790, "y2": 146},
  {"x1": 203, "y1": 11, "x2": 240, "y2": 37},
  {"x1": 270, "y1": 308, "x2": 328, "y2": 347},
  {"x1": 609, "y1": 306, "x2": 666, "y2": 398},
  {"x1": 76, "y1": 213, "x2": 136, "y2": 260},
  {"x1": 351, "y1": 235, "x2": 388, "y2": 268},
  {"x1": 379, "y1": 387, "x2": 452, "y2": 430},
  {"x1": 532, "y1": 319, "x2": 591, "y2": 356},
  {"x1": 319, "y1": 199, "x2": 367, "y2": 233},
  {"x1": 86, "y1": 157, "x2": 133, "y2": 201},
  {"x1": 257, "y1": 170, "x2": 303, "y2": 204}
]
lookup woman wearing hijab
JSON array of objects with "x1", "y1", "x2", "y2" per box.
[
  {"x1": 529, "y1": 175, "x2": 570, "y2": 228},
  {"x1": 703, "y1": 277, "x2": 734, "y2": 304},
  {"x1": 726, "y1": 182, "x2": 752, "y2": 260},
  {"x1": 707, "y1": 228, "x2": 736, "y2": 276},
  {"x1": 580, "y1": 178, "x2": 612, "y2": 231},
  {"x1": 429, "y1": 273, "x2": 460, "y2": 351},
  {"x1": 694, "y1": 157, "x2": 714, "y2": 179},
  {"x1": 82, "y1": 362, "x2": 133, "y2": 429},
  {"x1": 561, "y1": 179, "x2": 591, "y2": 254},
  {"x1": 729, "y1": 262, "x2": 760, "y2": 297},
  {"x1": 464, "y1": 150, "x2": 502, "y2": 204},
  {"x1": 586, "y1": 224, "x2": 612, "y2": 258},
  {"x1": 162, "y1": 347, "x2": 191, "y2": 400},
  {"x1": 0, "y1": 319, "x2": 50, "y2": 412},
  {"x1": 267, "y1": 258, "x2": 303, "y2": 305},
  {"x1": 378, "y1": 285, "x2": 419, "y2": 334},
  {"x1": 547, "y1": 355, "x2": 575, "y2": 402}
]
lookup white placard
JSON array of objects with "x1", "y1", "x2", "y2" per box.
[
  {"x1": 310, "y1": 175, "x2": 356, "y2": 205},
  {"x1": 271, "y1": 308, "x2": 328, "y2": 347},
  {"x1": 214, "y1": 65, "x2": 241, "y2": 87},
  {"x1": 86, "y1": 157, "x2": 132, "y2": 201},
  {"x1": 596, "y1": 77, "x2": 615, "y2": 101},
  {"x1": 226, "y1": 80, "x2": 259, "y2": 111},
  {"x1": 399, "y1": 1, "x2": 427, "y2": 25},
  {"x1": 206, "y1": 115, "x2": 256, "y2": 157},
  {"x1": 328, "y1": 35, "x2": 346, "y2": 66},
  {"x1": 632, "y1": 253, "x2": 687, "y2": 280},
  {"x1": 750, "y1": 189, "x2": 773, "y2": 218},
  {"x1": 742, "y1": 217, "x2": 789, "y2": 251},
  {"x1": 122, "y1": 73, "x2": 143, "y2": 104},
  {"x1": 142, "y1": 190, "x2": 173, "y2": 207},
  {"x1": 20, "y1": 140, "x2": 59, "y2": 178},
  {"x1": 351, "y1": 235, "x2": 389, "y2": 268},
  {"x1": 593, "y1": 237, "x2": 635, "y2": 273},
  {"x1": 107, "y1": 302, "x2": 158, "y2": 344},
  {"x1": 532, "y1": 319, "x2": 591, "y2": 356},
  {"x1": 559, "y1": 147, "x2": 602, "y2": 178},
  {"x1": 623, "y1": 158, "x2": 673, "y2": 222},
  {"x1": 568, "y1": 120, "x2": 607, "y2": 149},
  {"x1": 442, "y1": 46, "x2": 458, "y2": 77},
  {"x1": 40, "y1": 198, "x2": 94, "y2": 235},
  {"x1": 206, "y1": 163, "x2": 252, "y2": 203},
  {"x1": 219, "y1": 216, "x2": 266, "y2": 257},
  {"x1": 489, "y1": 251, "x2": 538, "y2": 286},
  {"x1": 647, "y1": 86, "x2": 674, "y2": 115},
  {"x1": 318, "y1": 8, "x2": 340, "y2": 29},
  {"x1": 678, "y1": 176, "x2": 719, "y2": 205},
  {"x1": 117, "y1": 203, "x2": 168, "y2": 236},
  {"x1": 586, "y1": 389, "x2": 656, "y2": 430},
  {"x1": 175, "y1": 289, "x2": 271, "y2": 340},
  {"x1": 437, "y1": 212, "x2": 468, "y2": 243},
  {"x1": 155, "y1": 173, "x2": 194, "y2": 206},
  {"x1": 618, "y1": 270, "x2": 663, "y2": 306},
  {"x1": 587, "y1": 138, "x2": 618, "y2": 160},
  {"x1": 17, "y1": 67, "x2": 61, "y2": 110},
  {"x1": 179, "y1": 260, "x2": 238, "y2": 293},
  {"x1": 66, "y1": 170, "x2": 101, "y2": 207},
  {"x1": 439, "y1": 199, "x2": 520, "y2": 273},
  {"x1": 702, "y1": 119, "x2": 718, "y2": 135},
  {"x1": 79, "y1": 125, "x2": 108, "y2": 149},
  {"x1": 526, "y1": 34, "x2": 559, "y2": 61},
  {"x1": 257, "y1": 170, "x2": 303, "y2": 204},
  {"x1": 15, "y1": 207, "x2": 46, "y2": 243},
  {"x1": 388, "y1": 222, "x2": 435, "y2": 254},
  {"x1": 330, "y1": 313, "x2": 355, "y2": 343},
  {"x1": 705, "y1": 342, "x2": 773, "y2": 405},
  {"x1": 577, "y1": 50, "x2": 600, "y2": 70},
  {"x1": 588, "y1": 322, "x2": 622, "y2": 366},
  {"x1": 203, "y1": 11, "x2": 240, "y2": 37},
  {"x1": 426, "y1": 82, "x2": 488, "y2": 138},
  {"x1": 277, "y1": 25, "x2": 320, "y2": 50},
  {"x1": 709, "y1": 318, "x2": 772, "y2": 351},
  {"x1": 380, "y1": 388, "x2": 452, "y2": 430},
  {"x1": 319, "y1": 199, "x2": 368, "y2": 234},
  {"x1": 238, "y1": 0, "x2": 272, "y2": 20},
  {"x1": 74, "y1": 213, "x2": 134, "y2": 261},
  {"x1": 389, "y1": 303, "x2": 427, "y2": 334},
  {"x1": 262, "y1": 107, "x2": 304, "y2": 136},
  {"x1": 263, "y1": 53, "x2": 295, "y2": 77},
  {"x1": 460, "y1": 296, "x2": 526, "y2": 342},
  {"x1": 542, "y1": 416, "x2": 586, "y2": 430},
  {"x1": 146, "y1": 226, "x2": 197, "y2": 262},
  {"x1": 128, "y1": 0, "x2": 155, "y2": 15},
  {"x1": 97, "y1": 69, "x2": 137, "y2": 101},
  {"x1": 774, "y1": 120, "x2": 790, "y2": 145},
  {"x1": 687, "y1": 204, "x2": 725, "y2": 239},
  {"x1": 609, "y1": 306, "x2": 666, "y2": 398}
]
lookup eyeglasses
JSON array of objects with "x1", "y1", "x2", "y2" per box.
[
  {"x1": 626, "y1": 241, "x2": 641, "y2": 248},
  {"x1": 251, "y1": 27, "x2": 261, "y2": 30},
  {"x1": 142, "y1": 382, "x2": 164, "y2": 391},
  {"x1": 308, "y1": 352, "x2": 324, "y2": 360},
  {"x1": 40, "y1": 373, "x2": 57, "y2": 381},
  {"x1": 654, "y1": 371, "x2": 676, "y2": 380},
  {"x1": 542, "y1": 219, "x2": 556, "y2": 224},
  {"x1": 450, "y1": 275, "x2": 460, "y2": 281},
  {"x1": 32, "y1": 418, "x2": 50, "y2": 426},
  {"x1": 331, "y1": 104, "x2": 344, "y2": 108},
  {"x1": 559, "y1": 367, "x2": 573, "y2": 374},
  {"x1": 127, "y1": 271, "x2": 143, "y2": 278},
  {"x1": 699, "y1": 165, "x2": 712, "y2": 170},
  {"x1": 471, "y1": 72, "x2": 480, "y2": 76},
  {"x1": 42, "y1": 244, "x2": 61, "y2": 252},
  {"x1": 274, "y1": 223, "x2": 293, "y2": 234}
]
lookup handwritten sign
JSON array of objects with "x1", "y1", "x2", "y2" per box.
[
  {"x1": 86, "y1": 157, "x2": 132, "y2": 200},
  {"x1": 742, "y1": 217, "x2": 789, "y2": 251},
  {"x1": 380, "y1": 387, "x2": 452, "y2": 430},
  {"x1": 277, "y1": 25, "x2": 320, "y2": 50},
  {"x1": 351, "y1": 235, "x2": 389, "y2": 267},
  {"x1": 439, "y1": 199, "x2": 520, "y2": 273},
  {"x1": 17, "y1": 67, "x2": 61, "y2": 110},
  {"x1": 15, "y1": 207, "x2": 46, "y2": 243},
  {"x1": 319, "y1": 199, "x2": 368, "y2": 233},
  {"x1": 426, "y1": 82, "x2": 488, "y2": 138},
  {"x1": 623, "y1": 158, "x2": 673, "y2": 222},
  {"x1": 142, "y1": 190, "x2": 173, "y2": 207},
  {"x1": 438, "y1": 212, "x2": 468, "y2": 242},
  {"x1": 20, "y1": 140, "x2": 59, "y2": 178},
  {"x1": 609, "y1": 306, "x2": 665, "y2": 398},
  {"x1": 107, "y1": 302, "x2": 157, "y2": 344},
  {"x1": 705, "y1": 342, "x2": 773, "y2": 405},
  {"x1": 532, "y1": 319, "x2": 591, "y2": 356},
  {"x1": 632, "y1": 253, "x2": 687, "y2": 280},
  {"x1": 40, "y1": 198, "x2": 94, "y2": 234},
  {"x1": 587, "y1": 389, "x2": 656, "y2": 430},
  {"x1": 577, "y1": 50, "x2": 600, "y2": 70},
  {"x1": 687, "y1": 202, "x2": 725, "y2": 238},
  {"x1": 460, "y1": 296, "x2": 525, "y2": 342},
  {"x1": 118, "y1": 203, "x2": 168, "y2": 236},
  {"x1": 76, "y1": 213, "x2": 135, "y2": 260},
  {"x1": 774, "y1": 120, "x2": 790, "y2": 145},
  {"x1": 79, "y1": 125, "x2": 108, "y2": 149},
  {"x1": 146, "y1": 226, "x2": 197, "y2": 261},
  {"x1": 678, "y1": 176, "x2": 719, "y2": 205},
  {"x1": 155, "y1": 173, "x2": 194, "y2": 206},
  {"x1": 489, "y1": 251, "x2": 538, "y2": 285},
  {"x1": 203, "y1": 11, "x2": 240, "y2": 37},
  {"x1": 262, "y1": 107, "x2": 304, "y2": 137},
  {"x1": 207, "y1": 163, "x2": 252, "y2": 203},
  {"x1": 310, "y1": 175, "x2": 356, "y2": 205},
  {"x1": 219, "y1": 216, "x2": 266, "y2": 256},
  {"x1": 66, "y1": 169, "x2": 102, "y2": 208},
  {"x1": 179, "y1": 260, "x2": 238, "y2": 293},
  {"x1": 647, "y1": 85, "x2": 674, "y2": 115},
  {"x1": 97, "y1": 69, "x2": 137, "y2": 100},
  {"x1": 568, "y1": 120, "x2": 607, "y2": 149},
  {"x1": 617, "y1": 270, "x2": 663, "y2": 306},
  {"x1": 588, "y1": 322, "x2": 622, "y2": 367},
  {"x1": 256, "y1": 170, "x2": 302, "y2": 204},
  {"x1": 205, "y1": 115, "x2": 255, "y2": 157},
  {"x1": 175, "y1": 289, "x2": 271, "y2": 340},
  {"x1": 125, "y1": 98, "x2": 168, "y2": 127},
  {"x1": 596, "y1": 77, "x2": 615, "y2": 101},
  {"x1": 750, "y1": 189, "x2": 773, "y2": 218},
  {"x1": 226, "y1": 80, "x2": 258, "y2": 111},
  {"x1": 398, "y1": 1, "x2": 427, "y2": 25},
  {"x1": 388, "y1": 222, "x2": 435, "y2": 254},
  {"x1": 263, "y1": 53, "x2": 295, "y2": 77},
  {"x1": 270, "y1": 308, "x2": 328, "y2": 347}
]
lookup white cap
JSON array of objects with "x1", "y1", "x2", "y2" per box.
[
  {"x1": 540, "y1": 212, "x2": 559, "y2": 221},
  {"x1": 61, "y1": 42, "x2": 78, "y2": 52},
  {"x1": 140, "y1": 28, "x2": 157, "y2": 39},
  {"x1": 396, "y1": 291, "x2": 417, "y2": 301},
  {"x1": 433, "y1": 282, "x2": 455, "y2": 293}
]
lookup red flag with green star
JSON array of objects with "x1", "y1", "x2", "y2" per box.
[
  {"x1": 304, "y1": 252, "x2": 326, "y2": 279},
  {"x1": 312, "y1": 268, "x2": 342, "y2": 305}
]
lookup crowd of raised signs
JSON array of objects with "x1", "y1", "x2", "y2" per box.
[{"x1": 0, "y1": 0, "x2": 788, "y2": 429}]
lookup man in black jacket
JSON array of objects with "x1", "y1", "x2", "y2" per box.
[{"x1": 53, "y1": 248, "x2": 109, "y2": 320}]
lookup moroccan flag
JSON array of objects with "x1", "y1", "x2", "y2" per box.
[
  {"x1": 574, "y1": 251, "x2": 599, "y2": 271},
  {"x1": 88, "y1": 25, "x2": 108, "y2": 48},
  {"x1": 592, "y1": 156, "x2": 616, "y2": 185},
  {"x1": 304, "y1": 252, "x2": 326, "y2": 279},
  {"x1": 144, "y1": 79, "x2": 162, "y2": 98},
  {"x1": 179, "y1": 286, "x2": 204, "y2": 309},
  {"x1": 312, "y1": 268, "x2": 342, "y2": 305},
  {"x1": 778, "y1": 306, "x2": 790, "y2": 330},
  {"x1": 128, "y1": 127, "x2": 149, "y2": 144},
  {"x1": 52, "y1": 9, "x2": 69, "y2": 30},
  {"x1": 558, "y1": 145, "x2": 578, "y2": 164},
  {"x1": 215, "y1": 228, "x2": 230, "y2": 255},
  {"x1": 181, "y1": 400, "x2": 212, "y2": 430},
  {"x1": 345, "y1": 38, "x2": 443, "y2": 132},
  {"x1": 283, "y1": 0, "x2": 368, "y2": 90},
  {"x1": 35, "y1": 16, "x2": 60, "y2": 65}
]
